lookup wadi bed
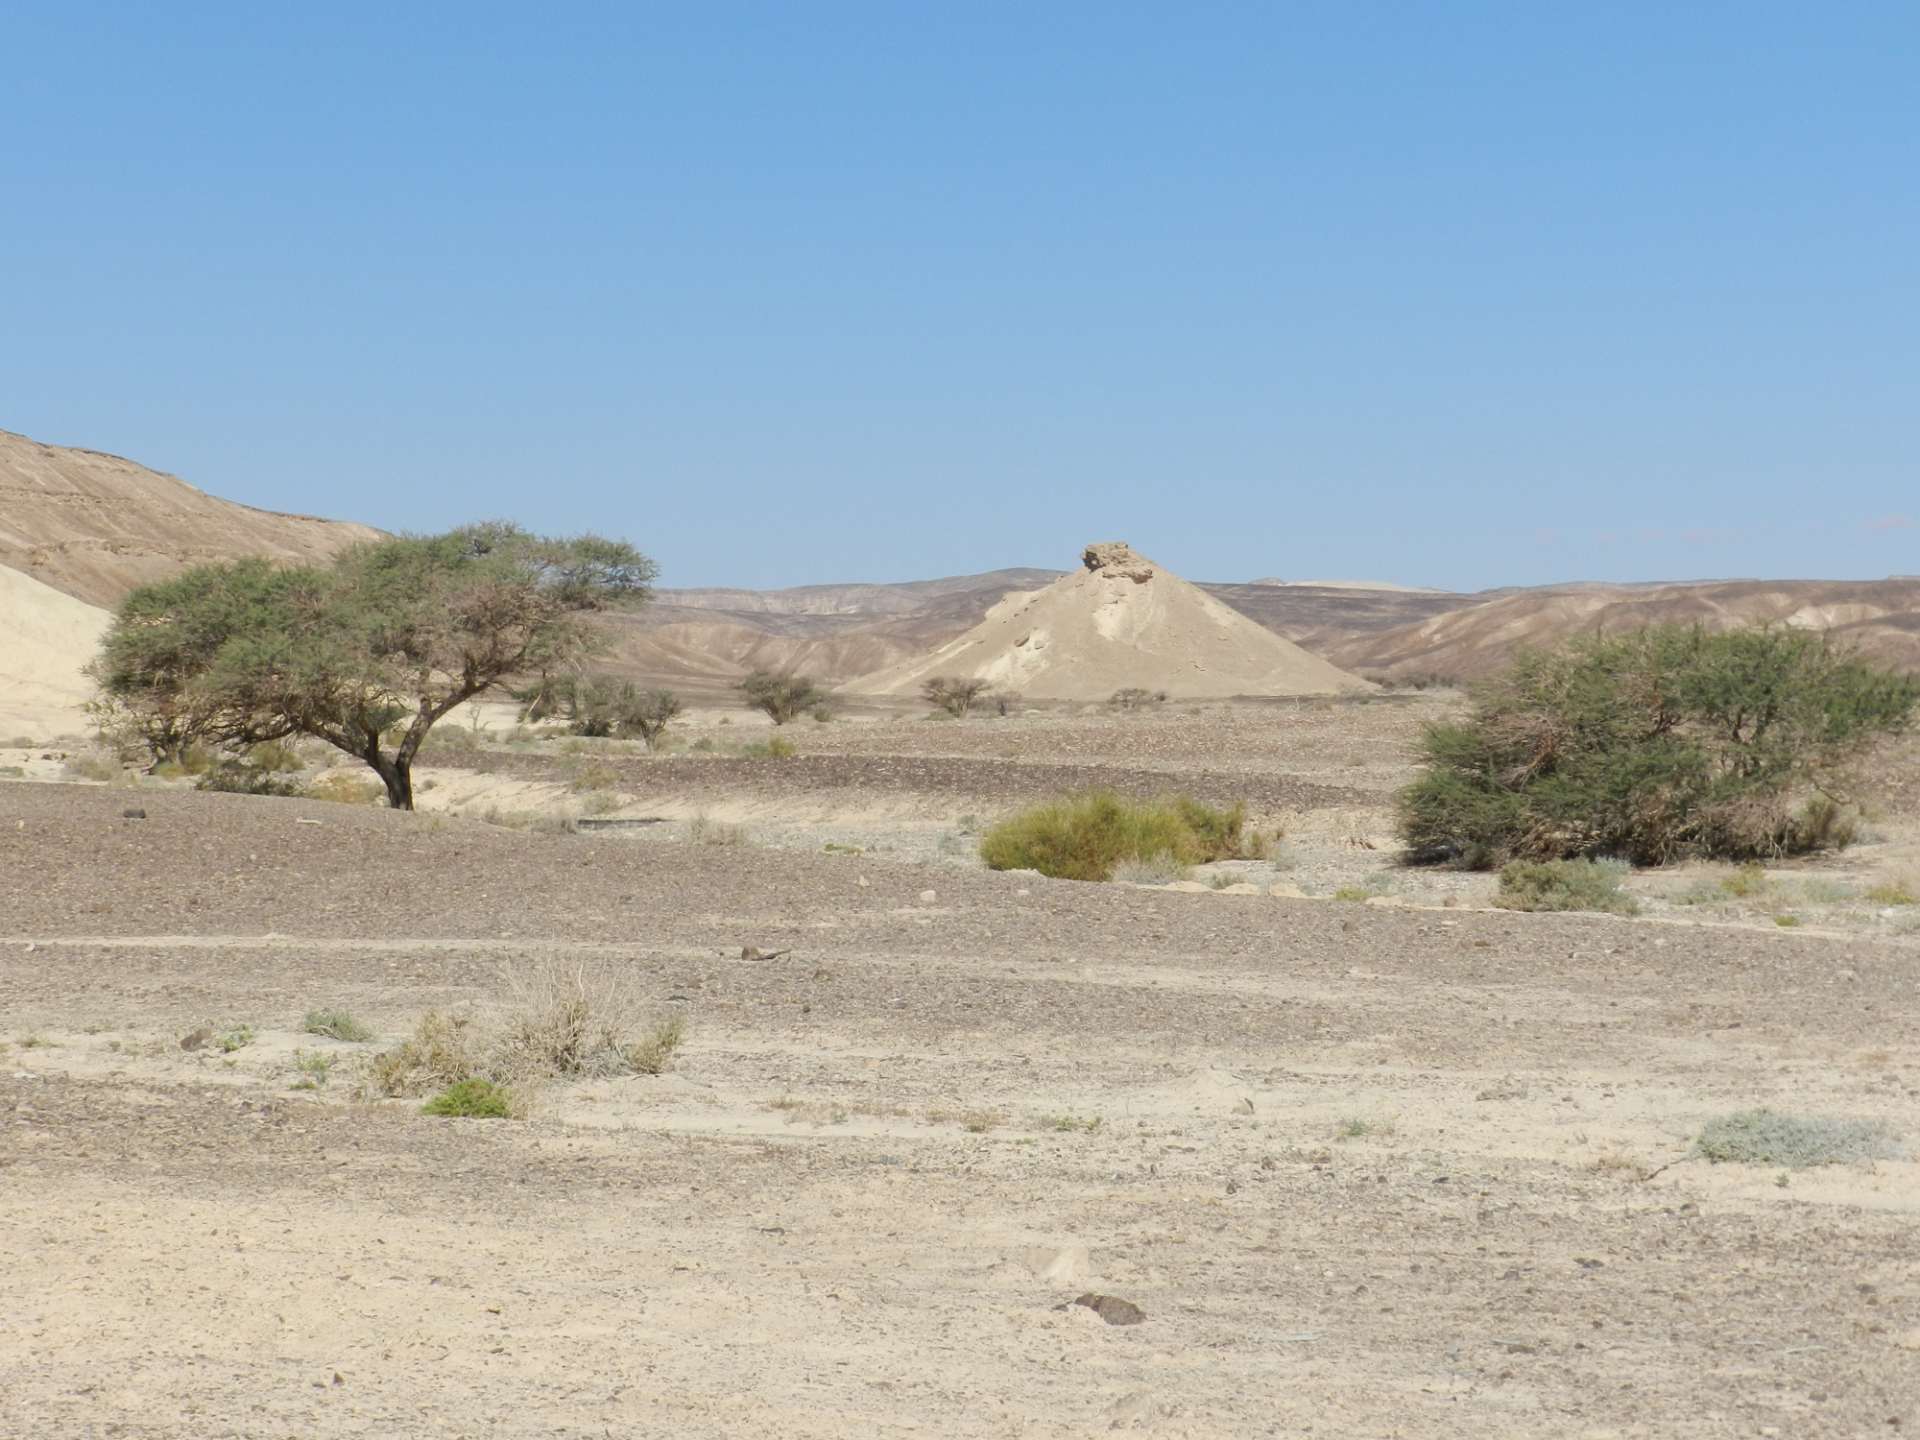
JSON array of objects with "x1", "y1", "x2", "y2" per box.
[{"x1": 3, "y1": 702, "x2": 1919, "y2": 1438}]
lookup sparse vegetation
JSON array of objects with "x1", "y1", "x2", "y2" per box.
[
  {"x1": 1695, "y1": 1109, "x2": 1898, "y2": 1167},
  {"x1": 1110, "y1": 854, "x2": 1192, "y2": 886},
  {"x1": 303, "y1": 1008, "x2": 374, "y2": 1043},
  {"x1": 623, "y1": 1014, "x2": 687, "y2": 1075},
  {"x1": 421, "y1": 1078, "x2": 515, "y2": 1118},
  {"x1": 62, "y1": 752, "x2": 121, "y2": 783},
  {"x1": 1494, "y1": 858, "x2": 1639, "y2": 916},
  {"x1": 367, "y1": 1011, "x2": 481, "y2": 1096},
  {"x1": 198, "y1": 760, "x2": 304, "y2": 796},
  {"x1": 302, "y1": 772, "x2": 384, "y2": 805},
  {"x1": 979, "y1": 791, "x2": 1264, "y2": 882},
  {"x1": 1399, "y1": 624, "x2": 1917, "y2": 868},
  {"x1": 290, "y1": 1049, "x2": 337, "y2": 1089},
  {"x1": 1865, "y1": 877, "x2": 1917, "y2": 905},
  {"x1": 922, "y1": 676, "x2": 996, "y2": 717},
  {"x1": 516, "y1": 674, "x2": 683, "y2": 749},
  {"x1": 741, "y1": 736, "x2": 797, "y2": 759},
  {"x1": 1109, "y1": 687, "x2": 1169, "y2": 711},
  {"x1": 685, "y1": 814, "x2": 749, "y2": 847},
  {"x1": 739, "y1": 670, "x2": 825, "y2": 725},
  {"x1": 214, "y1": 1023, "x2": 255, "y2": 1053}
]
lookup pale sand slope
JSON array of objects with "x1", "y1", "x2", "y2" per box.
[
  {"x1": 0, "y1": 563, "x2": 111, "y2": 739},
  {"x1": 847, "y1": 541, "x2": 1371, "y2": 700},
  {"x1": 0, "y1": 425, "x2": 380, "y2": 608}
]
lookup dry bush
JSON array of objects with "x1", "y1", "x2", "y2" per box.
[
  {"x1": 922, "y1": 676, "x2": 995, "y2": 717},
  {"x1": 1695, "y1": 1109, "x2": 1899, "y2": 1167},
  {"x1": 369, "y1": 963, "x2": 685, "y2": 1099},
  {"x1": 304, "y1": 771, "x2": 385, "y2": 805},
  {"x1": 686, "y1": 813, "x2": 749, "y2": 847},
  {"x1": 365, "y1": 1011, "x2": 483, "y2": 1096}
]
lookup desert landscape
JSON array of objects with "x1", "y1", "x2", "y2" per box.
[{"x1": 4, "y1": 425, "x2": 1920, "y2": 1437}]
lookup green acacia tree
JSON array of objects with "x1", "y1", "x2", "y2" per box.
[{"x1": 90, "y1": 524, "x2": 655, "y2": 809}]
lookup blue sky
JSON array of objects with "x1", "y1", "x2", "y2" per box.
[{"x1": 3, "y1": 3, "x2": 1914, "y2": 590}]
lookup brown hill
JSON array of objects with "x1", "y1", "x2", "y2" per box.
[
  {"x1": 846, "y1": 542, "x2": 1369, "y2": 700},
  {"x1": 1322, "y1": 579, "x2": 1920, "y2": 681},
  {"x1": 0, "y1": 427, "x2": 380, "y2": 607}
]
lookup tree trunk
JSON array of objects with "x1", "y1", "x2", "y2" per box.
[{"x1": 382, "y1": 760, "x2": 415, "y2": 811}]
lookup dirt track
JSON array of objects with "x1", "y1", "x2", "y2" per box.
[{"x1": 4, "y1": 754, "x2": 1919, "y2": 1436}]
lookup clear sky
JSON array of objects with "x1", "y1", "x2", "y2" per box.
[{"x1": 3, "y1": 3, "x2": 1915, "y2": 591}]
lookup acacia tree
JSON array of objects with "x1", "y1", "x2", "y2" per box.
[{"x1": 90, "y1": 524, "x2": 655, "y2": 809}]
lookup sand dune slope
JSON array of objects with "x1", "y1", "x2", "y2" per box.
[
  {"x1": 0, "y1": 564, "x2": 112, "y2": 739},
  {"x1": 847, "y1": 542, "x2": 1369, "y2": 700},
  {"x1": 0, "y1": 427, "x2": 380, "y2": 607}
]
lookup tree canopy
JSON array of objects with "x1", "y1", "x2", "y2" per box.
[{"x1": 90, "y1": 524, "x2": 655, "y2": 808}]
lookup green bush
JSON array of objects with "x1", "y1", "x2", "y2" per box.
[
  {"x1": 421, "y1": 1078, "x2": 514, "y2": 1119},
  {"x1": 1494, "y1": 858, "x2": 1639, "y2": 915},
  {"x1": 1695, "y1": 1109, "x2": 1897, "y2": 1167},
  {"x1": 739, "y1": 670, "x2": 825, "y2": 725},
  {"x1": 1399, "y1": 625, "x2": 1917, "y2": 868},
  {"x1": 980, "y1": 791, "x2": 1260, "y2": 882},
  {"x1": 303, "y1": 1007, "x2": 374, "y2": 1042}
]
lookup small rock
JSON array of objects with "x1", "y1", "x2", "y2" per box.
[
  {"x1": 1071, "y1": 1293, "x2": 1146, "y2": 1326},
  {"x1": 121, "y1": 807, "x2": 147, "y2": 820},
  {"x1": 918, "y1": 889, "x2": 937, "y2": 905},
  {"x1": 857, "y1": 875, "x2": 869, "y2": 888},
  {"x1": 180, "y1": 1025, "x2": 213, "y2": 1051},
  {"x1": 1893, "y1": 1328, "x2": 1920, "y2": 1352}
]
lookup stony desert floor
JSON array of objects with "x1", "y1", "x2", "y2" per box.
[{"x1": 4, "y1": 698, "x2": 1919, "y2": 1438}]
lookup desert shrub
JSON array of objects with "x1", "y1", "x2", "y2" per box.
[
  {"x1": 0, "y1": 765, "x2": 22, "y2": 778},
  {"x1": 622, "y1": 688, "x2": 683, "y2": 749},
  {"x1": 624, "y1": 1014, "x2": 687, "y2": 1075},
  {"x1": 685, "y1": 814, "x2": 749, "y2": 847},
  {"x1": 1695, "y1": 1109, "x2": 1898, "y2": 1167},
  {"x1": 738, "y1": 670, "x2": 825, "y2": 725},
  {"x1": 198, "y1": 761, "x2": 304, "y2": 796},
  {"x1": 246, "y1": 740, "x2": 305, "y2": 773},
  {"x1": 1399, "y1": 625, "x2": 1917, "y2": 868},
  {"x1": 302, "y1": 772, "x2": 385, "y2": 805},
  {"x1": 740, "y1": 736, "x2": 796, "y2": 759},
  {"x1": 980, "y1": 791, "x2": 1261, "y2": 882},
  {"x1": 62, "y1": 752, "x2": 121, "y2": 783},
  {"x1": 492, "y1": 958, "x2": 682, "y2": 1080},
  {"x1": 922, "y1": 676, "x2": 995, "y2": 717},
  {"x1": 422, "y1": 1078, "x2": 515, "y2": 1119},
  {"x1": 1110, "y1": 854, "x2": 1192, "y2": 885},
  {"x1": 1109, "y1": 687, "x2": 1168, "y2": 711},
  {"x1": 1720, "y1": 862, "x2": 1770, "y2": 898},
  {"x1": 1494, "y1": 858, "x2": 1639, "y2": 915},
  {"x1": 303, "y1": 1007, "x2": 373, "y2": 1042},
  {"x1": 810, "y1": 704, "x2": 834, "y2": 724},
  {"x1": 150, "y1": 745, "x2": 217, "y2": 779},
  {"x1": 569, "y1": 759, "x2": 620, "y2": 792},
  {"x1": 578, "y1": 789, "x2": 623, "y2": 816},
  {"x1": 366, "y1": 1011, "x2": 482, "y2": 1096}
]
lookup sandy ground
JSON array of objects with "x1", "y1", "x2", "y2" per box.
[{"x1": 4, "y1": 702, "x2": 1919, "y2": 1438}]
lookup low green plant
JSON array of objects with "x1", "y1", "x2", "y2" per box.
[
  {"x1": 979, "y1": 790, "x2": 1261, "y2": 882},
  {"x1": 740, "y1": 736, "x2": 797, "y2": 759},
  {"x1": 1721, "y1": 862, "x2": 1770, "y2": 898},
  {"x1": 246, "y1": 740, "x2": 305, "y2": 773},
  {"x1": 1331, "y1": 884, "x2": 1376, "y2": 903},
  {"x1": 303, "y1": 1008, "x2": 373, "y2": 1043},
  {"x1": 1493, "y1": 858, "x2": 1639, "y2": 916},
  {"x1": 1041, "y1": 1114, "x2": 1102, "y2": 1133},
  {"x1": 290, "y1": 1049, "x2": 337, "y2": 1089},
  {"x1": 421, "y1": 1078, "x2": 515, "y2": 1118},
  {"x1": 1774, "y1": 914, "x2": 1801, "y2": 927},
  {"x1": 569, "y1": 759, "x2": 620, "y2": 792},
  {"x1": 1864, "y1": 877, "x2": 1917, "y2": 906},
  {"x1": 1695, "y1": 1109, "x2": 1898, "y2": 1167},
  {"x1": 198, "y1": 761, "x2": 304, "y2": 796},
  {"x1": 215, "y1": 1023, "x2": 255, "y2": 1053}
]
